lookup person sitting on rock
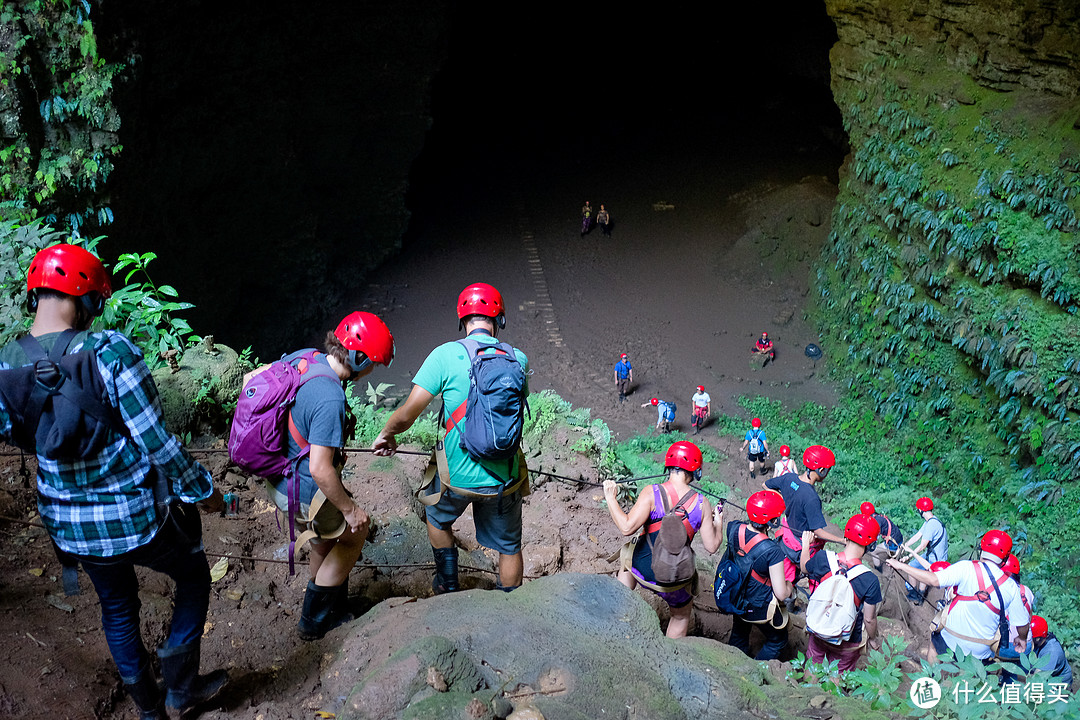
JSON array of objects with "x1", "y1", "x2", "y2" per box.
[
  {"x1": 642, "y1": 397, "x2": 676, "y2": 433},
  {"x1": 603, "y1": 441, "x2": 722, "y2": 638},
  {"x1": 752, "y1": 331, "x2": 775, "y2": 365}
]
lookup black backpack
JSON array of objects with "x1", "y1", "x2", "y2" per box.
[
  {"x1": 714, "y1": 523, "x2": 774, "y2": 615},
  {"x1": 649, "y1": 487, "x2": 698, "y2": 586},
  {"x1": 0, "y1": 330, "x2": 126, "y2": 459}
]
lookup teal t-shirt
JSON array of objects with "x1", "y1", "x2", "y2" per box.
[{"x1": 413, "y1": 333, "x2": 529, "y2": 489}]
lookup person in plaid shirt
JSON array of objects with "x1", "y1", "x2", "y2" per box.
[{"x1": 0, "y1": 244, "x2": 226, "y2": 720}]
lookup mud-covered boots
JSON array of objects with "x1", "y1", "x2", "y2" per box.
[
  {"x1": 157, "y1": 641, "x2": 227, "y2": 718},
  {"x1": 432, "y1": 546, "x2": 459, "y2": 595},
  {"x1": 297, "y1": 580, "x2": 353, "y2": 641},
  {"x1": 123, "y1": 661, "x2": 166, "y2": 720}
]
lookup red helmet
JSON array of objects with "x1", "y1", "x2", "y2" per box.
[
  {"x1": 456, "y1": 283, "x2": 506, "y2": 327},
  {"x1": 845, "y1": 514, "x2": 880, "y2": 546},
  {"x1": 980, "y1": 530, "x2": 1013, "y2": 561},
  {"x1": 779, "y1": 445, "x2": 791, "y2": 457},
  {"x1": 650, "y1": 398, "x2": 659, "y2": 406},
  {"x1": 751, "y1": 417, "x2": 762, "y2": 428},
  {"x1": 664, "y1": 441, "x2": 702, "y2": 474},
  {"x1": 930, "y1": 561, "x2": 950, "y2": 572},
  {"x1": 696, "y1": 385, "x2": 705, "y2": 393},
  {"x1": 1002, "y1": 553, "x2": 1020, "y2": 577},
  {"x1": 1031, "y1": 615, "x2": 1048, "y2": 639},
  {"x1": 916, "y1": 497, "x2": 934, "y2": 512},
  {"x1": 860, "y1": 502, "x2": 876, "y2": 516},
  {"x1": 761, "y1": 332, "x2": 769, "y2": 339},
  {"x1": 334, "y1": 312, "x2": 395, "y2": 373},
  {"x1": 620, "y1": 353, "x2": 628, "y2": 359},
  {"x1": 27, "y1": 243, "x2": 112, "y2": 316},
  {"x1": 802, "y1": 445, "x2": 836, "y2": 471},
  {"x1": 746, "y1": 491, "x2": 785, "y2": 524}
]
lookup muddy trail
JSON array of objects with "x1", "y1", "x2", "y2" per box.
[{"x1": 0, "y1": 151, "x2": 948, "y2": 718}]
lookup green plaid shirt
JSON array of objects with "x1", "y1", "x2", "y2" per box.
[{"x1": 0, "y1": 331, "x2": 212, "y2": 557}]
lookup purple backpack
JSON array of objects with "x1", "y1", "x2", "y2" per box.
[{"x1": 228, "y1": 350, "x2": 338, "y2": 478}]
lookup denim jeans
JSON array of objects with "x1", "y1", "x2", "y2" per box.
[
  {"x1": 77, "y1": 508, "x2": 210, "y2": 681},
  {"x1": 729, "y1": 615, "x2": 788, "y2": 660}
]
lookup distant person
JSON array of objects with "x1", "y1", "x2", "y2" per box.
[
  {"x1": 888, "y1": 530, "x2": 1028, "y2": 665},
  {"x1": 255, "y1": 311, "x2": 394, "y2": 640},
  {"x1": 374, "y1": 283, "x2": 530, "y2": 593},
  {"x1": 859, "y1": 501, "x2": 904, "y2": 573},
  {"x1": 802, "y1": 514, "x2": 883, "y2": 673},
  {"x1": 643, "y1": 397, "x2": 677, "y2": 434},
  {"x1": 741, "y1": 417, "x2": 769, "y2": 479},
  {"x1": 603, "y1": 441, "x2": 722, "y2": 638},
  {"x1": 752, "y1": 331, "x2": 775, "y2": 365},
  {"x1": 1030, "y1": 616, "x2": 1073, "y2": 688},
  {"x1": 897, "y1": 496, "x2": 948, "y2": 605},
  {"x1": 763, "y1": 445, "x2": 846, "y2": 608},
  {"x1": 772, "y1": 444, "x2": 799, "y2": 478},
  {"x1": 690, "y1": 385, "x2": 711, "y2": 435},
  {"x1": 720, "y1": 491, "x2": 793, "y2": 660},
  {"x1": 581, "y1": 200, "x2": 593, "y2": 237},
  {"x1": 597, "y1": 204, "x2": 611, "y2": 236},
  {"x1": 614, "y1": 353, "x2": 633, "y2": 402}
]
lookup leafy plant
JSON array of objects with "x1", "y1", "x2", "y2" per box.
[{"x1": 103, "y1": 251, "x2": 195, "y2": 362}]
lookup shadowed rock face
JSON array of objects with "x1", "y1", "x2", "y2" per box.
[{"x1": 317, "y1": 574, "x2": 885, "y2": 720}]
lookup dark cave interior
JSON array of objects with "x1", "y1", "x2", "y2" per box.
[{"x1": 96, "y1": 1, "x2": 845, "y2": 357}]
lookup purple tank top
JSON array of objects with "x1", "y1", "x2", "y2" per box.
[{"x1": 648, "y1": 483, "x2": 704, "y2": 538}]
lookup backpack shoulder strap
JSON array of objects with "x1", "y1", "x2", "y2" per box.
[{"x1": 738, "y1": 524, "x2": 772, "y2": 586}]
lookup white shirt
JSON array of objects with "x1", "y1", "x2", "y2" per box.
[
  {"x1": 692, "y1": 391, "x2": 711, "y2": 408},
  {"x1": 936, "y1": 560, "x2": 1030, "y2": 659},
  {"x1": 772, "y1": 457, "x2": 799, "y2": 477}
]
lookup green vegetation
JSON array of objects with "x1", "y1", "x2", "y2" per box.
[
  {"x1": 809, "y1": 36, "x2": 1080, "y2": 660},
  {"x1": 1, "y1": 0, "x2": 126, "y2": 229}
]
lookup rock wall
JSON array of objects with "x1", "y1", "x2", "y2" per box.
[{"x1": 818, "y1": 0, "x2": 1080, "y2": 597}]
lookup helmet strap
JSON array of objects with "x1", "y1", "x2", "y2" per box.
[{"x1": 347, "y1": 349, "x2": 373, "y2": 375}]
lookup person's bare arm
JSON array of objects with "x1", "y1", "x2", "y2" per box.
[
  {"x1": 309, "y1": 443, "x2": 367, "y2": 532},
  {"x1": 373, "y1": 384, "x2": 436, "y2": 455},
  {"x1": 800, "y1": 530, "x2": 815, "y2": 574},
  {"x1": 814, "y1": 526, "x2": 846, "y2": 544},
  {"x1": 769, "y1": 562, "x2": 791, "y2": 601},
  {"x1": 699, "y1": 501, "x2": 723, "y2": 554},
  {"x1": 864, "y1": 602, "x2": 880, "y2": 650},
  {"x1": 885, "y1": 558, "x2": 940, "y2": 587},
  {"x1": 603, "y1": 480, "x2": 654, "y2": 536}
]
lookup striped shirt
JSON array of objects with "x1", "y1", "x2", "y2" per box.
[{"x1": 0, "y1": 331, "x2": 212, "y2": 557}]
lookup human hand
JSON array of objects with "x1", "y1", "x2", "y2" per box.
[
  {"x1": 713, "y1": 503, "x2": 723, "y2": 523},
  {"x1": 197, "y1": 488, "x2": 225, "y2": 515},
  {"x1": 344, "y1": 503, "x2": 370, "y2": 534},
  {"x1": 801, "y1": 530, "x2": 815, "y2": 548},
  {"x1": 372, "y1": 432, "x2": 398, "y2": 457},
  {"x1": 602, "y1": 480, "x2": 617, "y2": 496}
]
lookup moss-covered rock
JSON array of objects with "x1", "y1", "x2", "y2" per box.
[{"x1": 151, "y1": 339, "x2": 244, "y2": 435}]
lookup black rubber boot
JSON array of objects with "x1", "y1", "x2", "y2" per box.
[
  {"x1": 123, "y1": 661, "x2": 167, "y2": 720},
  {"x1": 495, "y1": 582, "x2": 519, "y2": 593},
  {"x1": 157, "y1": 641, "x2": 227, "y2": 718},
  {"x1": 297, "y1": 580, "x2": 352, "y2": 641},
  {"x1": 432, "y1": 546, "x2": 459, "y2": 594}
]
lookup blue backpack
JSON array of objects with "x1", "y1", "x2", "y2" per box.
[{"x1": 455, "y1": 337, "x2": 528, "y2": 462}]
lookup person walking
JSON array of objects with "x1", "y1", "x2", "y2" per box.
[
  {"x1": 897, "y1": 496, "x2": 948, "y2": 604},
  {"x1": 254, "y1": 311, "x2": 394, "y2": 640},
  {"x1": 614, "y1": 353, "x2": 633, "y2": 402},
  {"x1": 0, "y1": 244, "x2": 227, "y2": 719},
  {"x1": 720, "y1": 491, "x2": 793, "y2": 660},
  {"x1": 888, "y1": 530, "x2": 1029, "y2": 664},
  {"x1": 763, "y1": 445, "x2": 846, "y2": 609},
  {"x1": 597, "y1": 203, "x2": 611, "y2": 236},
  {"x1": 859, "y1": 501, "x2": 904, "y2": 573},
  {"x1": 771, "y1": 445, "x2": 799, "y2": 478},
  {"x1": 603, "y1": 441, "x2": 722, "y2": 638},
  {"x1": 643, "y1": 397, "x2": 677, "y2": 433},
  {"x1": 690, "y1": 385, "x2": 711, "y2": 435},
  {"x1": 374, "y1": 283, "x2": 530, "y2": 593},
  {"x1": 741, "y1": 417, "x2": 769, "y2": 479},
  {"x1": 801, "y1": 514, "x2": 883, "y2": 673}
]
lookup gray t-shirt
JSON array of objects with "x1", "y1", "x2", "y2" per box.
[
  {"x1": 919, "y1": 516, "x2": 948, "y2": 563},
  {"x1": 271, "y1": 350, "x2": 345, "y2": 504}
]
